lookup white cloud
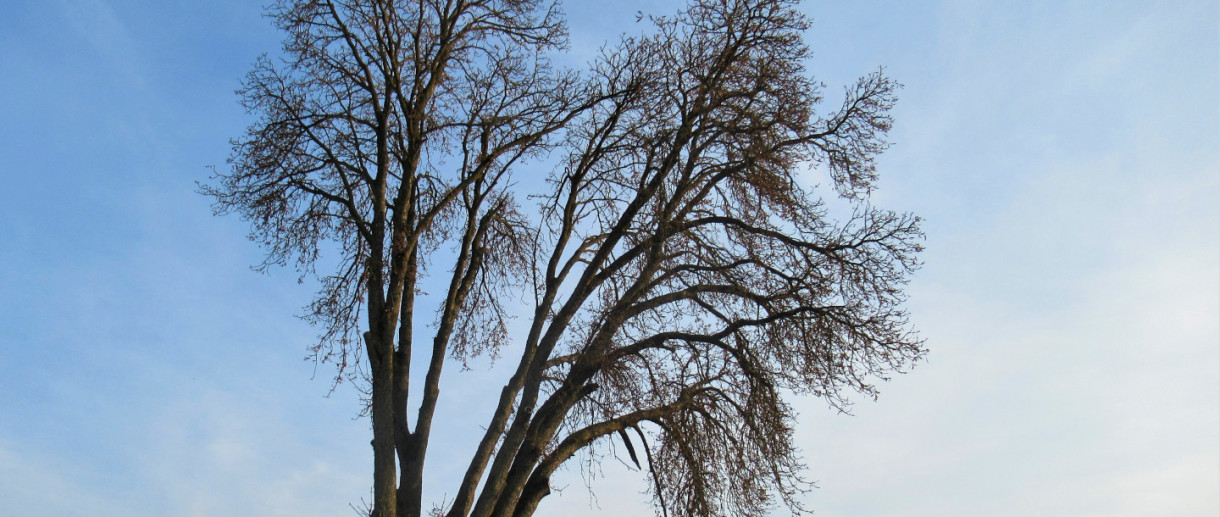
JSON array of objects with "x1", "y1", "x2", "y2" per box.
[
  {"x1": 138, "y1": 390, "x2": 370, "y2": 517},
  {"x1": 54, "y1": 0, "x2": 146, "y2": 88},
  {"x1": 0, "y1": 441, "x2": 127, "y2": 517}
]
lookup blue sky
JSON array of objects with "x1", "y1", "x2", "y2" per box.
[{"x1": 1, "y1": 1, "x2": 1216, "y2": 515}]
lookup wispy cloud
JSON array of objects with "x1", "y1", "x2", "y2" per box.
[{"x1": 54, "y1": 0, "x2": 146, "y2": 88}]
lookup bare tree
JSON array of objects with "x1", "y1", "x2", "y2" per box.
[{"x1": 204, "y1": 0, "x2": 923, "y2": 516}]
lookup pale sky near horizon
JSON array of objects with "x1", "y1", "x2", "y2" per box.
[{"x1": 1, "y1": 1, "x2": 1216, "y2": 516}]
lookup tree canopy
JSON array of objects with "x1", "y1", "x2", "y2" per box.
[{"x1": 204, "y1": 0, "x2": 924, "y2": 516}]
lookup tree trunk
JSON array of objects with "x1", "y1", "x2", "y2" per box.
[
  {"x1": 398, "y1": 442, "x2": 424, "y2": 517},
  {"x1": 512, "y1": 477, "x2": 552, "y2": 517},
  {"x1": 367, "y1": 330, "x2": 397, "y2": 516}
]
